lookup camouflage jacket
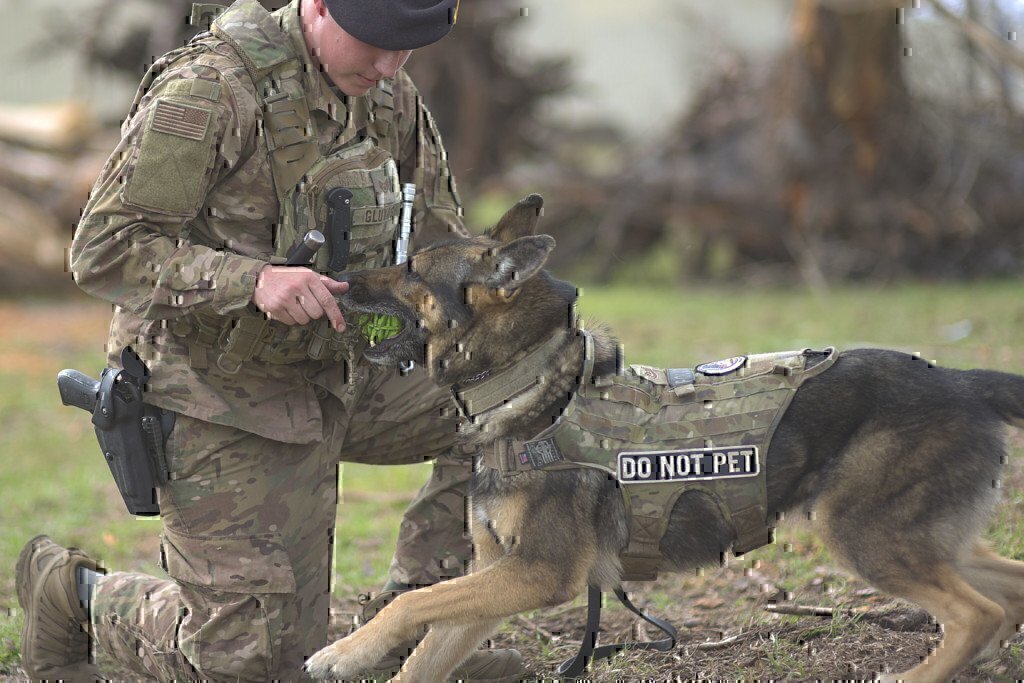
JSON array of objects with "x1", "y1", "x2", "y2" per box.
[
  {"x1": 479, "y1": 340, "x2": 837, "y2": 580},
  {"x1": 71, "y1": 0, "x2": 465, "y2": 443}
]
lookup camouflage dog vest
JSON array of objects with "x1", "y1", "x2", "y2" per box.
[{"x1": 478, "y1": 334, "x2": 837, "y2": 581}]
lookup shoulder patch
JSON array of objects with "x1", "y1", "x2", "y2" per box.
[
  {"x1": 696, "y1": 355, "x2": 747, "y2": 376},
  {"x1": 151, "y1": 100, "x2": 212, "y2": 141}
]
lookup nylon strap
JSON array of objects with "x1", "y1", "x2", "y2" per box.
[
  {"x1": 557, "y1": 587, "x2": 678, "y2": 677},
  {"x1": 453, "y1": 331, "x2": 580, "y2": 418}
]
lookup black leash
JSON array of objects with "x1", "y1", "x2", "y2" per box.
[{"x1": 556, "y1": 586, "x2": 678, "y2": 678}]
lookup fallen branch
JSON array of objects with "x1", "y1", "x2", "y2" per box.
[
  {"x1": 693, "y1": 630, "x2": 764, "y2": 650},
  {"x1": 764, "y1": 604, "x2": 847, "y2": 618}
]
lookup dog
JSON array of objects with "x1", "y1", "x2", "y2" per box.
[{"x1": 305, "y1": 194, "x2": 1024, "y2": 682}]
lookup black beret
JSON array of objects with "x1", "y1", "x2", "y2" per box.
[{"x1": 324, "y1": 0, "x2": 459, "y2": 51}]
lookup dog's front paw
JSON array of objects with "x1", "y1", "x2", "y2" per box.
[{"x1": 305, "y1": 634, "x2": 389, "y2": 680}]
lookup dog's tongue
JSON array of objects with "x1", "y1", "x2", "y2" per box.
[{"x1": 357, "y1": 313, "x2": 403, "y2": 345}]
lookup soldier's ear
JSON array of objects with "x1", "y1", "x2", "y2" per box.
[
  {"x1": 486, "y1": 194, "x2": 544, "y2": 243},
  {"x1": 482, "y1": 235, "x2": 556, "y2": 292}
]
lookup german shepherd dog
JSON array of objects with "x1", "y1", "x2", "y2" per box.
[{"x1": 306, "y1": 195, "x2": 1024, "y2": 682}]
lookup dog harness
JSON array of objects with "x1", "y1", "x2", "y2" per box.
[{"x1": 472, "y1": 333, "x2": 837, "y2": 581}]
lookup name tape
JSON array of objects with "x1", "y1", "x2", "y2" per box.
[{"x1": 617, "y1": 446, "x2": 759, "y2": 483}]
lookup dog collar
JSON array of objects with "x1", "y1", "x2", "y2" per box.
[{"x1": 451, "y1": 330, "x2": 591, "y2": 419}]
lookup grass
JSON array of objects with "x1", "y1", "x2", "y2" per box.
[{"x1": 0, "y1": 278, "x2": 1023, "y2": 675}]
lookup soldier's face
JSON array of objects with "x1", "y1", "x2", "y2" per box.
[{"x1": 303, "y1": 0, "x2": 413, "y2": 96}]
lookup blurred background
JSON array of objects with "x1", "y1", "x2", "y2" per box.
[{"x1": 1, "y1": 0, "x2": 1023, "y2": 289}]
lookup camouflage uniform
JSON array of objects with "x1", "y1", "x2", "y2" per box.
[{"x1": 70, "y1": 0, "x2": 470, "y2": 678}]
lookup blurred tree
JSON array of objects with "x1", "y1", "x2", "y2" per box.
[{"x1": 533, "y1": 0, "x2": 1024, "y2": 283}]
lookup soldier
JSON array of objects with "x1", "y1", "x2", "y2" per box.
[{"x1": 16, "y1": 0, "x2": 525, "y2": 680}]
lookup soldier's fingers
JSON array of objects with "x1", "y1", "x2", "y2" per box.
[
  {"x1": 321, "y1": 278, "x2": 349, "y2": 294},
  {"x1": 264, "y1": 307, "x2": 297, "y2": 326},
  {"x1": 294, "y1": 290, "x2": 323, "y2": 322},
  {"x1": 311, "y1": 281, "x2": 346, "y2": 331},
  {"x1": 286, "y1": 298, "x2": 313, "y2": 326}
]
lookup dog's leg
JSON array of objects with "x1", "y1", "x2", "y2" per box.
[
  {"x1": 394, "y1": 528, "x2": 508, "y2": 682},
  {"x1": 869, "y1": 562, "x2": 1004, "y2": 682},
  {"x1": 394, "y1": 619, "x2": 502, "y2": 683},
  {"x1": 307, "y1": 553, "x2": 590, "y2": 680},
  {"x1": 959, "y1": 543, "x2": 1024, "y2": 659}
]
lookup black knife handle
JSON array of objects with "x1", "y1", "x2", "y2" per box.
[{"x1": 325, "y1": 187, "x2": 353, "y2": 272}]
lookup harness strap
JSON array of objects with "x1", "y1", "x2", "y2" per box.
[
  {"x1": 730, "y1": 504, "x2": 775, "y2": 554},
  {"x1": 557, "y1": 586, "x2": 678, "y2": 677},
  {"x1": 619, "y1": 513, "x2": 668, "y2": 582},
  {"x1": 453, "y1": 331, "x2": 582, "y2": 417}
]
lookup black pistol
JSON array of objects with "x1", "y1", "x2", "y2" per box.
[{"x1": 57, "y1": 347, "x2": 174, "y2": 516}]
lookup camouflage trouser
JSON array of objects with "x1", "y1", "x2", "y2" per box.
[{"x1": 90, "y1": 364, "x2": 471, "y2": 681}]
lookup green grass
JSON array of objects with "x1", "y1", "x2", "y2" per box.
[
  {"x1": 1, "y1": 280, "x2": 1023, "y2": 673},
  {"x1": 576, "y1": 280, "x2": 1024, "y2": 373}
]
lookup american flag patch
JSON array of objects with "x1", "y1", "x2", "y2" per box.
[{"x1": 151, "y1": 100, "x2": 211, "y2": 141}]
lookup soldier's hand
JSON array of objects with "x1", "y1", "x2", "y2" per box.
[{"x1": 252, "y1": 265, "x2": 349, "y2": 330}]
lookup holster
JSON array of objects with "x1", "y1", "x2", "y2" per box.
[{"x1": 57, "y1": 347, "x2": 175, "y2": 516}]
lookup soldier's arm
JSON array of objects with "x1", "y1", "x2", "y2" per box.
[
  {"x1": 71, "y1": 61, "x2": 264, "y2": 320},
  {"x1": 392, "y1": 69, "x2": 469, "y2": 246}
]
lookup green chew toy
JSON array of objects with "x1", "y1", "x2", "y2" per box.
[{"x1": 357, "y1": 313, "x2": 404, "y2": 345}]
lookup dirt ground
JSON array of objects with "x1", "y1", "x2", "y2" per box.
[{"x1": 328, "y1": 567, "x2": 1023, "y2": 682}]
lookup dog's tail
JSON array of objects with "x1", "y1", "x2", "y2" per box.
[{"x1": 966, "y1": 368, "x2": 1024, "y2": 429}]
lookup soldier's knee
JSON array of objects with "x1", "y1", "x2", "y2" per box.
[{"x1": 161, "y1": 529, "x2": 300, "y2": 680}]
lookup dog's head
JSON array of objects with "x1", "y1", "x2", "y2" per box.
[{"x1": 340, "y1": 194, "x2": 570, "y2": 384}]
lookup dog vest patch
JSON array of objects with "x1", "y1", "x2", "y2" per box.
[
  {"x1": 696, "y1": 355, "x2": 747, "y2": 376},
  {"x1": 618, "y1": 446, "x2": 759, "y2": 483}
]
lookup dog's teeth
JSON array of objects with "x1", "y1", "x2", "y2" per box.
[{"x1": 369, "y1": 339, "x2": 376, "y2": 348}]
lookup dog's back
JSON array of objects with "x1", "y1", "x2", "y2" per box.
[{"x1": 743, "y1": 348, "x2": 1024, "y2": 681}]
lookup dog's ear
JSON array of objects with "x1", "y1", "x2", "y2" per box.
[
  {"x1": 486, "y1": 194, "x2": 544, "y2": 243},
  {"x1": 482, "y1": 234, "x2": 556, "y2": 291}
]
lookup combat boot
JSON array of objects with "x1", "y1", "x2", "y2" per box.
[
  {"x1": 358, "y1": 583, "x2": 525, "y2": 682},
  {"x1": 16, "y1": 535, "x2": 101, "y2": 680}
]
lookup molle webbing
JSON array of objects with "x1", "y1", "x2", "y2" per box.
[
  {"x1": 479, "y1": 341, "x2": 837, "y2": 581},
  {"x1": 211, "y1": 0, "x2": 319, "y2": 199},
  {"x1": 172, "y1": 0, "x2": 400, "y2": 370},
  {"x1": 452, "y1": 333, "x2": 581, "y2": 418}
]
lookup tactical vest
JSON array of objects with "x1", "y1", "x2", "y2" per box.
[
  {"x1": 478, "y1": 335, "x2": 837, "y2": 581},
  {"x1": 169, "y1": 1, "x2": 403, "y2": 372}
]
